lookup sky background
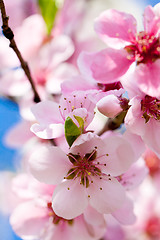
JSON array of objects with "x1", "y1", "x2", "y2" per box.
[{"x1": 0, "y1": 0, "x2": 159, "y2": 239}]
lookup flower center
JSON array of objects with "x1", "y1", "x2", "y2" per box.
[
  {"x1": 141, "y1": 95, "x2": 160, "y2": 123},
  {"x1": 47, "y1": 202, "x2": 73, "y2": 225},
  {"x1": 58, "y1": 94, "x2": 91, "y2": 121},
  {"x1": 65, "y1": 148, "x2": 106, "y2": 188},
  {"x1": 125, "y1": 31, "x2": 160, "y2": 64}
]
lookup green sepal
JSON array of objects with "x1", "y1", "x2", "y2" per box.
[
  {"x1": 65, "y1": 117, "x2": 81, "y2": 147},
  {"x1": 38, "y1": 0, "x2": 58, "y2": 35},
  {"x1": 73, "y1": 115, "x2": 84, "y2": 132}
]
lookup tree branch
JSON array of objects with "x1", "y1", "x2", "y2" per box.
[{"x1": 0, "y1": 0, "x2": 41, "y2": 103}]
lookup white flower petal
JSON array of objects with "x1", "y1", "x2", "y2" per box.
[
  {"x1": 29, "y1": 146, "x2": 70, "y2": 184},
  {"x1": 52, "y1": 180, "x2": 88, "y2": 219},
  {"x1": 88, "y1": 177, "x2": 126, "y2": 214}
]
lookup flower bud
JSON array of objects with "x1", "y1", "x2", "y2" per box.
[{"x1": 97, "y1": 94, "x2": 122, "y2": 118}]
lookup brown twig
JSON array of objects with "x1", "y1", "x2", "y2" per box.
[{"x1": 0, "y1": 0, "x2": 41, "y2": 103}]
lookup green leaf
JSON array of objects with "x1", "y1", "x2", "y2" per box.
[
  {"x1": 38, "y1": 0, "x2": 59, "y2": 35},
  {"x1": 73, "y1": 115, "x2": 84, "y2": 132},
  {"x1": 65, "y1": 117, "x2": 82, "y2": 147}
]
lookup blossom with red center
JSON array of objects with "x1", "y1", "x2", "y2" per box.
[
  {"x1": 29, "y1": 132, "x2": 136, "y2": 219},
  {"x1": 124, "y1": 31, "x2": 160, "y2": 64},
  {"x1": 9, "y1": 174, "x2": 106, "y2": 240},
  {"x1": 125, "y1": 91, "x2": 160, "y2": 156},
  {"x1": 141, "y1": 95, "x2": 160, "y2": 123},
  {"x1": 78, "y1": 3, "x2": 160, "y2": 98}
]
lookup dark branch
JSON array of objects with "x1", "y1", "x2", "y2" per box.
[{"x1": 0, "y1": 0, "x2": 41, "y2": 103}]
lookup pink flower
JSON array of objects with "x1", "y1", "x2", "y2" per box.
[
  {"x1": 31, "y1": 91, "x2": 96, "y2": 139},
  {"x1": 29, "y1": 132, "x2": 136, "y2": 219},
  {"x1": 15, "y1": 14, "x2": 47, "y2": 60},
  {"x1": 125, "y1": 93, "x2": 160, "y2": 156},
  {"x1": 4, "y1": 120, "x2": 35, "y2": 148},
  {"x1": 10, "y1": 174, "x2": 106, "y2": 240},
  {"x1": 78, "y1": 4, "x2": 160, "y2": 97},
  {"x1": 117, "y1": 157, "x2": 148, "y2": 191}
]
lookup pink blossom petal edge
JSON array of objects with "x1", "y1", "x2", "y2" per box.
[
  {"x1": 31, "y1": 100, "x2": 63, "y2": 125},
  {"x1": 78, "y1": 49, "x2": 133, "y2": 84},
  {"x1": 10, "y1": 201, "x2": 48, "y2": 238},
  {"x1": 102, "y1": 134, "x2": 136, "y2": 176},
  {"x1": 30, "y1": 123, "x2": 64, "y2": 139},
  {"x1": 143, "y1": 5, "x2": 160, "y2": 35},
  {"x1": 97, "y1": 94, "x2": 122, "y2": 118},
  {"x1": 4, "y1": 120, "x2": 34, "y2": 148},
  {"x1": 134, "y1": 61, "x2": 160, "y2": 99},
  {"x1": 29, "y1": 145, "x2": 71, "y2": 184},
  {"x1": 52, "y1": 180, "x2": 88, "y2": 219},
  {"x1": 111, "y1": 197, "x2": 136, "y2": 225},
  {"x1": 94, "y1": 9, "x2": 137, "y2": 48},
  {"x1": 88, "y1": 177, "x2": 126, "y2": 214}
]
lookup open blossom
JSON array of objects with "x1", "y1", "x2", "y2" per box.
[
  {"x1": 125, "y1": 92, "x2": 160, "y2": 157},
  {"x1": 29, "y1": 132, "x2": 136, "y2": 219},
  {"x1": 9, "y1": 174, "x2": 106, "y2": 240},
  {"x1": 78, "y1": 3, "x2": 160, "y2": 98},
  {"x1": 30, "y1": 91, "x2": 97, "y2": 139}
]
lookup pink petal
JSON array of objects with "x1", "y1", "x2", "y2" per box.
[
  {"x1": 70, "y1": 215, "x2": 106, "y2": 240},
  {"x1": 123, "y1": 131, "x2": 145, "y2": 159},
  {"x1": 10, "y1": 201, "x2": 48, "y2": 238},
  {"x1": 135, "y1": 61, "x2": 160, "y2": 98},
  {"x1": 97, "y1": 94, "x2": 122, "y2": 118},
  {"x1": 46, "y1": 63, "x2": 78, "y2": 94},
  {"x1": 125, "y1": 97, "x2": 146, "y2": 136},
  {"x1": 61, "y1": 75, "x2": 97, "y2": 94},
  {"x1": 40, "y1": 35, "x2": 74, "y2": 69},
  {"x1": 119, "y1": 157, "x2": 148, "y2": 190},
  {"x1": 4, "y1": 120, "x2": 34, "y2": 148},
  {"x1": 88, "y1": 177, "x2": 126, "y2": 214},
  {"x1": 52, "y1": 180, "x2": 88, "y2": 219},
  {"x1": 71, "y1": 132, "x2": 103, "y2": 156},
  {"x1": 0, "y1": 69, "x2": 30, "y2": 97},
  {"x1": 94, "y1": 9, "x2": 137, "y2": 48},
  {"x1": 15, "y1": 14, "x2": 46, "y2": 60},
  {"x1": 30, "y1": 123, "x2": 64, "y2": 139},
  {"x1": 143, "y1": 5, "x2": 160, "y2": 35},
  {"x1": 44, "y1": 222, "x2": 70, "y2": 240},
  {"x1": 29, "y1": 146, "x2": 70, "y2": 184},
  {"x1": 84, "y1": 205, "x2": 105, "y2": 226},
  {"x1": 101, "y1": 134, "x2": 135, "y2": 176},
  {"x1": 111, "y1": 197, "x2": 136, "y2": 225},
  {"x1": 78, "y1": 49, "x2": 133, "y2": 84},
  {"x1": 142, "y1": 120, "x2": 160, "y2": 157},
  {"x1": 31, "y1": 100, "x2": 63, "y2": 124}
]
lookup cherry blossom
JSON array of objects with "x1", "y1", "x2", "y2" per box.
[
  {"x1": 78, "y1": 3, "x2": 160, "y2": 98},
  {"x1": 125, "y1": 92, "x2": 160, "y2": 156},
  {"x1": 29, "y1": 132, "x2": 136, "y2": 219},
  {"x1": 30, "y1": 91, "x2": 97, "y2": 139},
  {"x1": 9, "y1": 174, "x2": 106, "y2": 240}
]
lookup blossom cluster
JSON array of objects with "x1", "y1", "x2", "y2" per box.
[{"x1": 1, "y1": 0, "x2": 160, "y2": 240}]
